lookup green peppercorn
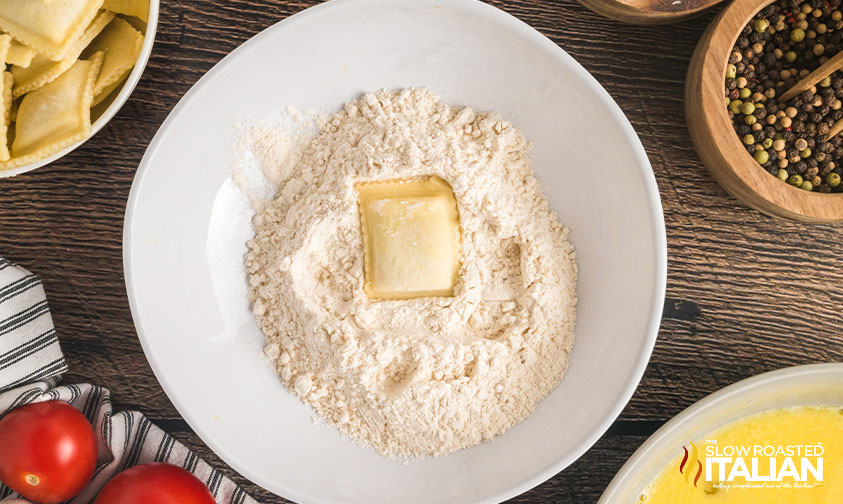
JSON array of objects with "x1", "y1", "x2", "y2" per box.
[
  {"x1": 726, "y1": 63, "x2": 737, "y2": 79},
  {"x1": 821, "y1": 76, "x2": 832, "y2": 87},
  {"x1": 754, "y1": 150, "x2": 770, "y2": 164},
  {"x1": 754, "y1": 19, "x2": 770, "y2": 32},
  {"x1": 788, "y1": 174, "x2": 804, "y2": 186},
  {"x1": 739, "y1": 87, "x2": 752, "y2": 99},
  {"x1": 800, "y1": 147, "x2": 812, "y2": 158},
  {"x1": 777, "y1": 168, "x2": 789, "y2": 180},
  {"x1": 743, "y1": 134, "x2": 755, "y2": 145},
  {"x1": 741, "y1": 102, "x2": 756, "y2": 115},
  {"x1": 801, "y1": 180, "x2": 814, "y2": 191},
  {"x1": 762, "y1": 138, "x2": 774, "y2": 149},
  {"x1": 725, "y1": 97, "x2": 731, "y2": 107},
  {"x1": 729, "y1": 99, "x2": 743, "y2": 114},
  {"x1": 785, "y1": 50, "x2": 797, "y2": 63},
  {"x1": 826, "y1": 172, "x2": 841, "y2": 187},
  {"x1": 791, "y1": 28, "x2": 806, "y2": 42},
  {"x1": 745, "y1": 115, "x2": 757, "y2": 125}
]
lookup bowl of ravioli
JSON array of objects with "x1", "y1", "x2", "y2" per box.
[{"x1": 0, "y1": 0, "x2": 158, "y2": 178}]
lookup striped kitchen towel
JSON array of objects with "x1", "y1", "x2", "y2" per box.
[{"x1": 0, "y1": 257, "x2": 258, "y2": 504}]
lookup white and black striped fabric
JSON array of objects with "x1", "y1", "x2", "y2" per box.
[{"x1": 0, "y1": 257, "x2": 258, "y2": 504}]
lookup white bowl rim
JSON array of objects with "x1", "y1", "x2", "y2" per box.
[
  {"x1": 123, "y1": 0, "x2": 667, "y2": 501},
  {"x1": 598, "y1": 362, "x2": 843, "y2": 503},
  {"x1": 0, "y1": 0, "x2": 160, "y2": 179}
]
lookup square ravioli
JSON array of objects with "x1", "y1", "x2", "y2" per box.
[
  {"x1": 0, "y1": 0, "x2": 104, "y2": 60},
  {"x1": 0, "y1": 71, "x2": 12, "y2": 161},
  {"x1": 0, "y1": 34, "x2": 10, "y2": 65},
  {"x1": 83, "y1": 17, "x2": 144, "y2": 106},
  {"x1": 103, "y1": 0, "x2": 150, "y2": 22},
  {"x1": 12, "y1": 10, "x2": 114, "y2": 98},
  {"x1": 357, "y1": 176, "x2": 461, "y2": 299},
  {"x1": 10, "y1": 52, "x2": 102, "y2": 163}
]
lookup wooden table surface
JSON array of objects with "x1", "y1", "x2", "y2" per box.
[{"x1": 1, "y1": 0, "x2": 842, "y2": 502}]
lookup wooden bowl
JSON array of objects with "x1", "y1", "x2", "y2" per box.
[
  {"x1": 577, "y1": 0, "x2": 725, "y2": 24},
  {"x1": 686, "y1": 0, "x2": 843, "y2": 222}
]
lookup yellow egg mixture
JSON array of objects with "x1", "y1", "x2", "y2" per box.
[{"x1": 643, "y1": 406, "x2": 843, "y2": 503}]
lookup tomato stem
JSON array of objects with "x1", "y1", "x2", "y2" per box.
[{"x1": 25, "y1": 473, "x2": 40, "y2": 486}]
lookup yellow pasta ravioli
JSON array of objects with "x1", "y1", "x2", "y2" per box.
[
  {"x1": 0, "y1": 72, "x2": 13, "y2": 161},
  {"x1": 357, "y1": 176, "x2": 462, "y2": 299},
  {"x1": 11, "y1": 10, "x2": 113, "y2": 99},
  {"x1": 103, "y1": 0, "x2": 150, "y2": 22},
  {"x1": 83, "y1": 17, "x2": 143, "y2": 106},
  {"x1": 3, "y1": 52, "x2": 103, "y2": 168},
  {"x1": 0, "y1": 0, "x2": 104, "y2": 61},
  {"x1": 8, "y1": 97, "x2": 17, "y2": 122},
  {"x1": 6, "y1": 39, "x2": 35, "y2": 68},
  {"x1": 0, "y1": 34, "x2": 10, "y2": 66}
]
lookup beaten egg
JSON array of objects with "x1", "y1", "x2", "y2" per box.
[{"x1": 642, "y1": 406, "x2": 843, "y2": 503}]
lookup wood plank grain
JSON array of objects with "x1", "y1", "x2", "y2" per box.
[{"x1": 2, "y1": 0, "x2": 843, "y2": 503}]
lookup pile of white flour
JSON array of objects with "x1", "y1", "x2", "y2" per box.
[{"x1": 244, "y1": 88, "x2": 577, "y2": 457}]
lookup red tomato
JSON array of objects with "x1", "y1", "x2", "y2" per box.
[
  {"x1": 93, "y1": 463, "x2": 215, "y2": 504},
  {"x1": 0, "y1": 401, "x2": 98, "y2": 503}
]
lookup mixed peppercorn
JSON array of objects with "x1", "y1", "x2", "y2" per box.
[{"x1": 725, "y1": 0, "x2": 843, "y2": 192}]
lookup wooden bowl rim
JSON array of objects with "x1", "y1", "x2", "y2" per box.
[
  {"x1": 696, "y1": 0, "x2": 843, "y2": 221},
  {"x1": 576, "y1": 0, "x2": 723, "y2": 24}
]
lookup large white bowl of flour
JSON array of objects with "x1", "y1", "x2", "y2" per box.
[{"x1": 124, "y1": 0, "x2": 667, "y2": 502}]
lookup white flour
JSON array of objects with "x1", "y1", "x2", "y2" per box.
[{"x1": 243, "y1": 88, "x2": 577, "y2": 457}]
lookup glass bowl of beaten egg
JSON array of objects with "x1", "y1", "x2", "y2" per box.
[{"x1": 600, "y1": 363, "x2": 843, "y2": 503}]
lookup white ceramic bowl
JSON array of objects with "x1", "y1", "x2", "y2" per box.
[
  {"x1": 123, "y1": 0, "x2": 666, "y2": 502},
  {"x1": 0, "y1": 1, "x2": 159, "y2": 178},
  {"x1": 599, "y1": 363, "x2": 843, "y2": 503}
]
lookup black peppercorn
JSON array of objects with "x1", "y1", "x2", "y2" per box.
[
  {"x1": 819, "y1": 123, "x2": 831, "y2": 135},
  {"x1": 724, "y1": 0, "x2": 843, "y2": 192}
]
